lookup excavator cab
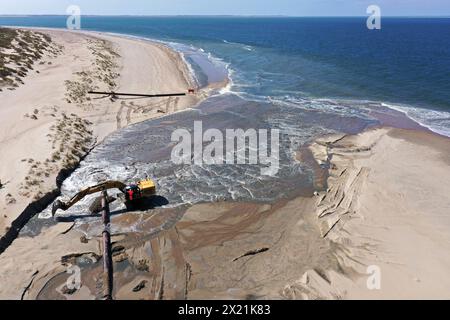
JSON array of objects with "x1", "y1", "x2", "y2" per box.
[{"x1": 124, "y1": 184, "x2": 141, "y2": 201}]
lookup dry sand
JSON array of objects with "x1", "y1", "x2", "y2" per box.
[
  {"x1": 309, "y1": 127, "x2": 450, "y2": 299},
  {"x1": 0, "y1": 28, "x2": 200, "y2": 237}
]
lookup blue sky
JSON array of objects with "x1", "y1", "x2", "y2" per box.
[{"x1": 0, "y1": 0, "x2": 449, "y2": 16}]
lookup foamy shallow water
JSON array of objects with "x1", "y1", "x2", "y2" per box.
[{"x1": 36, "y1": 93, "x2": 379, "y2": 223}]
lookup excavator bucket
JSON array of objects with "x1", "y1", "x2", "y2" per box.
[{"x1": 52, "y1": 200, "x2": 67, "y2": 216}]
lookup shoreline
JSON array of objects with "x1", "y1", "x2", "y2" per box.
[
  {"x1": 0, "y1": 27, "x2": 210, "y2": 243},
  {"x1": 19, "y1": 30, "x2": 446, "y2": 143},
  {"x1": 11, "y1": 26, "x2": 232, "y2": 94},
  {"x1": 4, "y1": 27, "x2": 449, "y2": 139}
]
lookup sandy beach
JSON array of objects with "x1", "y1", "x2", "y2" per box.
[
  {"x1": 0, "y1": 28, "x2": 200, "y2": 239},
  {"x1": 1, "y1": 28, "x2": 450, "y2": 300}
]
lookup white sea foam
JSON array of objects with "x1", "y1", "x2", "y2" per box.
[
  {"x1": 222, "y1": 39, "x2": 254, "y2": 52},
  {"x1": 380, "y1": 103, "x2": 450, "y2": 137},
  {"x1": 268, "y1": 95, "x2": 450, "y2": 138}
]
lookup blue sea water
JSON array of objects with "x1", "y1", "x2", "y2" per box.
[
  {"x1": 1, "y1": 16, "x2": 450, "y2": 135},
  {"x1": 3, "y1": 16, "x2": 450, "y2": 217}
]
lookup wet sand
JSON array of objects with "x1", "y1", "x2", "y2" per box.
[
  {"x1": 2, "y1": 123, "x2": 450, "y2": 299},
  {"x1": 2, "y1": 195, "x2": 336, "y2": 300}
]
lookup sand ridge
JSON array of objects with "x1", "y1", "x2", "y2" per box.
[{"x1": 308, "y1": 128, "x2": 450, "y2": 299}]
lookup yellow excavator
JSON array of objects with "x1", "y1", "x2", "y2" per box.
[{"x1": 52, "y1": 179, "x2": 156, "y2": 216}]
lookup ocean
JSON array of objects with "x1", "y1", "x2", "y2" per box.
[{"x1": 2, "y1": 16, "x2": 450, "y2": 218}]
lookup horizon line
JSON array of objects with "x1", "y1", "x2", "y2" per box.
[{"x1": 1, "y1": 14, "x2": 450, "y2": 18}]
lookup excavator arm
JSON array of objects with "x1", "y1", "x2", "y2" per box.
[{"x1": 52, "y1": 181, "x2": 127, "y2": 216}]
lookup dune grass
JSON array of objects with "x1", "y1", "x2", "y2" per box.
[{"x1": 0, "y1": 27, "x2": 61, "y2": 89}]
